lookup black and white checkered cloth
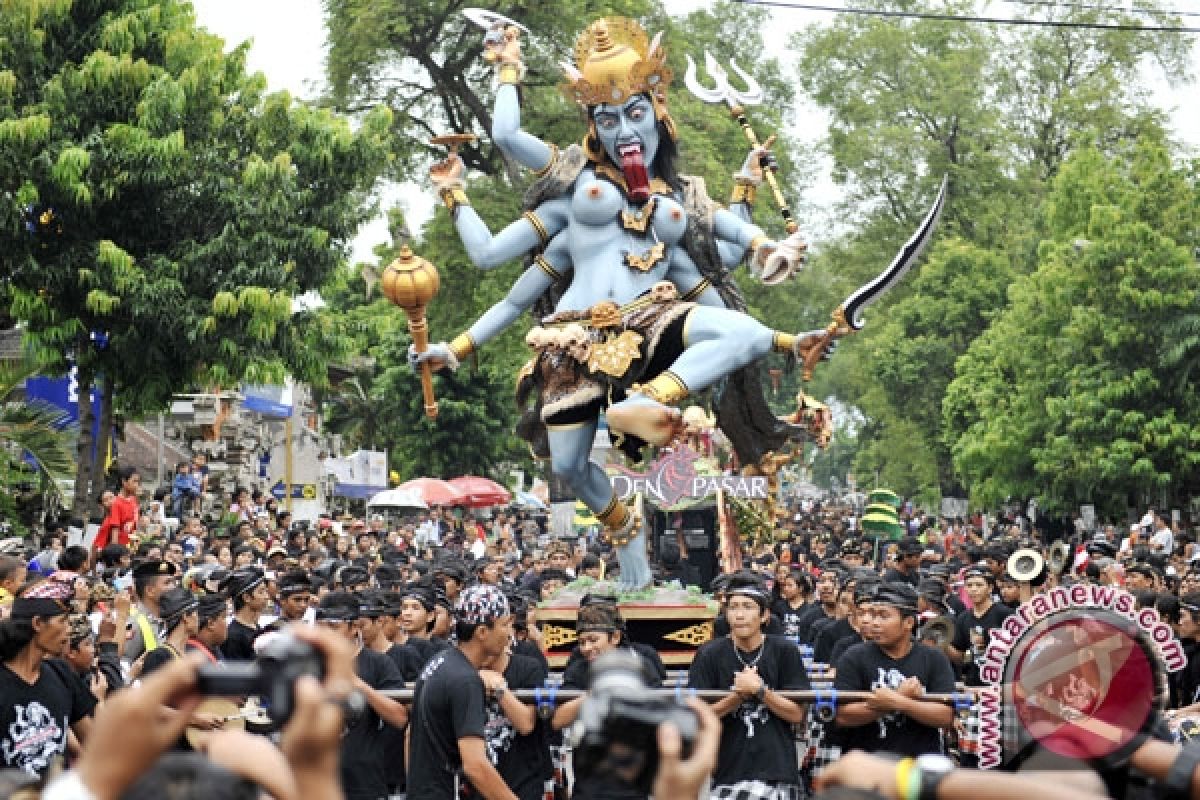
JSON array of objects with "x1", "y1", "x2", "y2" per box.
[{"x1": 710, "y1": 780, "x2": 805, "y2": 800}]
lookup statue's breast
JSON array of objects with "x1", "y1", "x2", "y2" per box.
[
  {"x1": 652, "y1": 196, "x2": 687, "y2": 244},
  {"x1": 571, "y1": 179, "x2": 624, "y2": 226}
]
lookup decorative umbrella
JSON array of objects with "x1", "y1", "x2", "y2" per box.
[
  {"x1": 366, "y1": 489, "x2": 428, "y2": 511},
  {"x1": 447, "y1": 476, "x2": 512, "y2": 508},
  {"x1": 395, "y1": 478, "x2": 467, "y2": 507}
]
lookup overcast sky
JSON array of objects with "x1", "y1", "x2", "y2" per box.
[{"x1": 190, "y1": 0, "x2": 1198, "y2": 264}]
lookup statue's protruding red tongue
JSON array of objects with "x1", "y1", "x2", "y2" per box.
[{"x1": 619, "y1": 143, "x2": 651, "y2": 203}]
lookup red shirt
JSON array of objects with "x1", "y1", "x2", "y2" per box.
[{"x1": 95, "y1": 494, "x2": 139, "y2": 549}]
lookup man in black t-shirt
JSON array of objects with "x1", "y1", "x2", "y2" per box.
[
  {"x1": 689, "y1": 570, "x2": 809, "y2": 799},
  {"x1": 220, "y1": 567, "x2": 269, "y2": 661},
  {"x1": 316, "y1": 592, "x2": 409, "y2": 800},
  {"x1": 834, "y1": 582, "x2": 956, "y2": 757},
  {"x1": 467, "y1": 648, "x2": 550, "y2": 800},
  {"x1": 948, "y1": 565, "x2": 1013, "y2": 687},
  {"x1": 771, "y1": 568, "x2": 813, "y2": 639},
  {"x1": 408, "y1": 584, "x2": 517, "y2": 800},
  {"x1": 793, "y1": 569, "x2": 840, "y2": 645},
  {"x1": 882, "y1": 538, "x2": 922, "y2": 586},
  {"x1": 1, "y1": 584, "x2": 97, "y2": 779}
]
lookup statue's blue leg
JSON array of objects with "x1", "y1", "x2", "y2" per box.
[
  {"x1": 670, "y1": 307, "x2": 774, "y2": 389},
  {"x1": 607, "y1": 307, "x2": 773, "y2": 447},
  {"x1": 547, "y1": 420, "x2": 651, "y2": 589}
]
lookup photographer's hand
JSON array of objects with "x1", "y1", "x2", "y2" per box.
[
  {"x1": 76, "y1": 652, "x2": 206, "y2": 800},
  {"x1": 652, "y1": 698, "x2": 720, "y2": 800}
]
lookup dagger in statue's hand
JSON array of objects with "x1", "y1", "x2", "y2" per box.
[{"x1": 800, "y1": 175, "x2": 949, "y2": 380}]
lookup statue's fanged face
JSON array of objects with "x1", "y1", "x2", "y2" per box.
[{"x1": 593, "y1": 94, "x2": 660, "y2": 200}]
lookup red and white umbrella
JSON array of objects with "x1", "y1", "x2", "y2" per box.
[
  {"x1": 447, "y1": 476, "x2": 512, "y2": 508},
  {"x1": 395, "y1": 478, "x2": 467, "y2": 507}
]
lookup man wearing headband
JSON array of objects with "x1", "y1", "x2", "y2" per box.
[
  {"x1": 688, "y1": 571, "x2": 809, "y2": 800},
  {"x1": 187, "y1": 591, "x2": 229, "y2": 664},
  {"x1": 948, "y1": 565, "x2": 1012, "y2": 688},
  {"x1": 137, "y1": 587, "x2": 200, "y2": 678},
  {"x1": 408, "y1": 584, "x2": 517, "y2": 800},
  {"x1": 833, "y1": 581, "x2": 956, "y2": 757},
  {"x1": 316, "y1": 591, "x2": 408, "y2": 800},
  {"x1": 0, "y1": 580, "x2": 97, "y2": 778},
  {"x1": 221, "y1": 567, "x2": 269, "y2": 662}
]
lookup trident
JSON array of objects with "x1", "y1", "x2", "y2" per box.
[{"x1": 684, "y1": 53, "x2": 797, "y2": 235}]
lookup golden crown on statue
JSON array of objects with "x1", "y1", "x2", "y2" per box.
[{"x1": 560, "y1": 18, "x2": 673, "y2": 107}]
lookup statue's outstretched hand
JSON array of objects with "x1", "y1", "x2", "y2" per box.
[
  {"x1": 735, "y1": 134, "x2": 776, "y2": 186},
  {"x1": 752, "y1": 230, "x2": 807, "y2": 285},
  {"x1": 430, "y1": 154, "x2": 465, "y2": 192},
  {"x1": 794, "y1": 329, "x2": 837, "y2": 364},
  {"x1": 408, "y1": 342, "x2": 458, "y2": 373},
  {"x1": 483, "y1": 25, "x2": 524, "y2": 67}
]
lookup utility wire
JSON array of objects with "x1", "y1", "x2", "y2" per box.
[
  {"x1": 735, "y1": 0, "x2": 1200, "y2": 31},
  {"x1": 1001, "y1": 0, "x2": 1200, "y2": 20}
]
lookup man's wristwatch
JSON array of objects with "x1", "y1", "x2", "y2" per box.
[
  {"x1": 914, "y1": 754, "x2": 955, "y2": 800},
  {"x1": 493, "y1": 682, "x2": 508, "y2": 700},
  {"x1": 755, "y1": 684, "x2": 767, "y2": 702}
]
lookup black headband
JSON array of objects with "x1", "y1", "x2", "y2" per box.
[{"x1": 11, "y1": 597, "x2": 70, "y2": 619}]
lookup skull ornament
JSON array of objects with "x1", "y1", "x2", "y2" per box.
[
  {"x1": 561, "y1": 324, "x2": 592, "y2": 363},
  {"x1": 650, "y1": 280, "x2": 678, "y2": 304}
]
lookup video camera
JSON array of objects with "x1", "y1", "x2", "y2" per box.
[
  {"x1": 569, "y1": 651, "x2": 697, "y2": 794},
  {"x1": 195, "y1": 631, "x2": 323, "y2": 726}
]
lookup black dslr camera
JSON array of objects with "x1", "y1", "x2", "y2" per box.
[
  {"x1": 195, "y1": 631, "x2": 323, "y2": 726},
  {"x1": 569, "y1": 650, "x2": 698, "y2": 794}
]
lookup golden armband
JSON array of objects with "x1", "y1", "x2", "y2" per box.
[
  {"x1": 730, "y1": 180, "x2": 758, "y2": 206},
  {"x1": 448, "y1": 332, "x2": 476, "y2": 361},
  {"x1": 439, "y1": 187, "x2": 470, "y2": 215}
]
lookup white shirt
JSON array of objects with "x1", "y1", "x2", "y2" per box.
[{"x1": 1150, "y1": 526, "x2": 1174, "y2": 554}]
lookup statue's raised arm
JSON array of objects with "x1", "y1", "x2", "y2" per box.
[
  {"x1": 481, "y1": 25, "x2": 556, "y2": 174},
  {"x1": 430, "y1": 151, "x2": 569, "y2": 270}
]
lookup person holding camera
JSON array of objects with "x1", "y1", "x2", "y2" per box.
[
  {"x1": 687, "y1": 570, "x2": 810, "y2": 800},
  {"x1": 407, "y1": 583, "x2": 518, "y2": 800}
]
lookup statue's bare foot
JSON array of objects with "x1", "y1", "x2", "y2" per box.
[{"x1": 606, "y1": 393, "x2": 684, "y2": 448}]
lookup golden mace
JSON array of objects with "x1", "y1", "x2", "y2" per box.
[{"x1": 381, "y1": 246, "x2": 441, "y2": 418}]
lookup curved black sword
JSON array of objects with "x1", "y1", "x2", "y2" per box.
[{"x1": 801, "y1": 175, "x2": 949, "y2": 379}]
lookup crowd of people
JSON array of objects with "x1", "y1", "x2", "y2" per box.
[{"x1": 1, "y1": 470, "x2": 1199, "y2": 799}]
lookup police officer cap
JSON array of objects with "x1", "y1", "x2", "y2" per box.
[{"x1": 132, "y1": 560, "x2": 177, "y2": 580}]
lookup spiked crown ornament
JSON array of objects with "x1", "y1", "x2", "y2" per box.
[{"x1": 560, "y1": 18, "x2": 673, "y2": 112}]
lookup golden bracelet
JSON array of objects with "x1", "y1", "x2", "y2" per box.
[
  {"x1": 748, "y1": 234, "x2": 769, "y2": 253},
  {"x1": 534, "y1": 254, "x2": 562, "y2": 281},
  {"x1": 497, "y1": 63, "x2": 521, "y2": 85},
  {"x1": 523, "y1": 211, "x2": 549, "y2": 248},
  {"x1": 448, "y1": 332, "x2": 476, "y2": 361},
  {"x1": 531, "y1": 143, "x2": 560, "y2": 178},
  {"x1": 681, "y1": 278, "x2": 711, "y2": 302},
  {"x1": 440, "y1": 188, "x2": 470, "y2": 215},
  {"x1": 730, "y1": 181, "x2": 757, "y2": 205}
]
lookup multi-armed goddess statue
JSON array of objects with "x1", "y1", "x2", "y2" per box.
[{"x1": 412, "y1": 15, "x2": 944, "y2": 588}]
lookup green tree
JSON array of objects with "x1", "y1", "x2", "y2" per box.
[
  {"x1": 791, "y1": 1, "x2": 1189, "y2": 500},
  {"x1": 944, "y1": 140, "x2": 1200, "y2": 515},
  {"x1": 0, "y1": 1, "x2": 392, "y2": 508}
]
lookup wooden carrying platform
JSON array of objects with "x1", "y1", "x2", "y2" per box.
[{"x1": 533, "y1": 603, "x2": 717, "y2": 668}]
